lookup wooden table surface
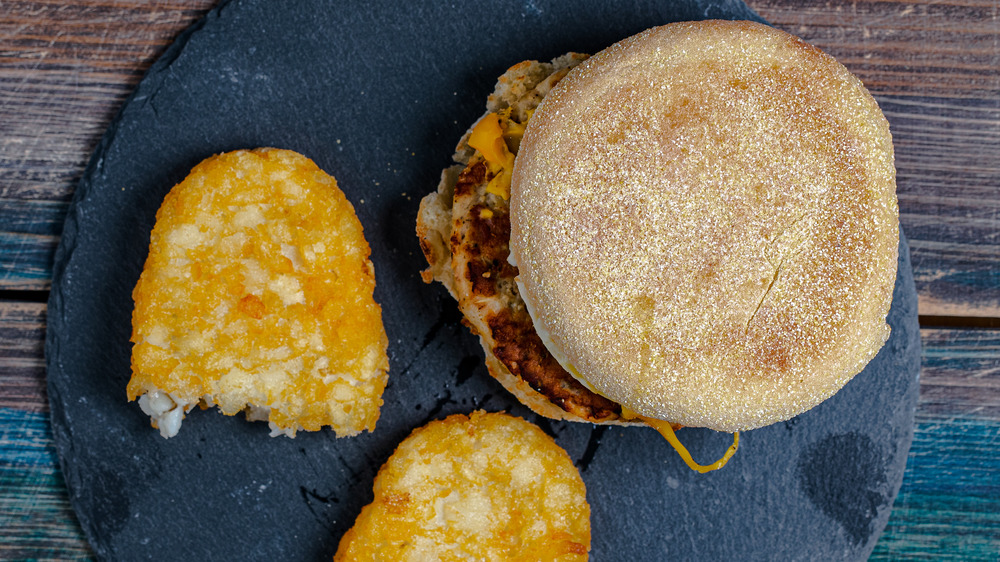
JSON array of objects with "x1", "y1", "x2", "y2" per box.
[{"x1": 1, "y1": 0, "x2": 998, "y2": 559}]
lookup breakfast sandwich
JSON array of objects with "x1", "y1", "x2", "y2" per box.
[
  {"x1": 335, "y1": 411, "x2": 590, "y2": 561},
  {"x1": 416, "y1": 52, "x2": 637, "y2": 427},
  {"x1": 417, "y1": 20, "x2": 898, "y2": 471},
  {"x1": 128, "y1": 147, "x2": 389, "y2": 438}
]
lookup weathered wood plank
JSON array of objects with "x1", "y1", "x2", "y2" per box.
[
  {"x1": 756, "y1": 1, "x2": 999, "y2": 100},
  {"x1": 0, "y1": 300, "x2": 89, "y2": 557},
  {"x1": 888, "y1": 94, "x2": 1000, "y2": 318},
  {"x1": 0, "y1": 409, "x2": 92, "y2": 561},
  {"x1": 917, "y1": 328, "x2": 1000, "y2": 419},
  {"x1": 2, "y1": 0, "x2": 997, "y2": 318},
  {"x1": 2, "y1": 293, "x2": 998, "y2": 557},
  {"x1": 0, "y1": 0, "x2": 216, "y2": 291},
  {"x1": 872, "y1": 415, "x2": 1000, "y2": 561},
  {"x1": 0, "y1": 200, "x2": 66, "y2": 291},
  {"x1": 1, "y1": 1, "x2": 997, "y2": 558},
  {"x1": 0, "y1": 302, "x2": 48, "y2": 412},
  {"x1": 753, "y1": 0, "x2": 1000, "y2": 316}
]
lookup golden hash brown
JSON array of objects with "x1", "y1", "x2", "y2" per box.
[
  {"x1": 128, "y1": 147, "x2": 389, "y2": 438},
  {"x1": 334, "y1": 411, "x2": 590, "y2": 561}
]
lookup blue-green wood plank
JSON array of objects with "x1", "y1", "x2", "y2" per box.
[
  {"x1": 0, "y1": 200, "x2": 67, "y2": 290},
  {"x1": 2, "y1": 321, "x2": 999, "y2": 560},
  {"x1": 872, "y1": 415, "x2": 1000, "y2": 561},
  {"x1": 0, "y1": 409, "x2": 93, "y2": 560}
]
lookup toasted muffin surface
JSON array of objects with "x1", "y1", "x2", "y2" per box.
[
  {"x1": 334, "y1": 411, "x2": 590, "y2": 561},
  {"x1": 510, "y1": 20, "x2": 898, "y2": 431},
  {"x1": 129, "y1": 147, "x2": 389, "y2": 437}
]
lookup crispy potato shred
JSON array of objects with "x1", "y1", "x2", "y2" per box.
[
  {"x1": 128, "y1": 148, "x2": 389, "y2": 438},
  {"x1": 335, "y1": 411, "x2": 591, "y2": 561}
]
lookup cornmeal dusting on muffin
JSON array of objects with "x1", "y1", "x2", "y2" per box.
[
  {"x1": 510, "y1": 21, "x2": 897, "y2": 432},
  {"x1": 335, "y1": 411, "x2": 590, "y2": 561},
  {"x1": 128, "y1": 148, "x2": 389, "y2": 438}
]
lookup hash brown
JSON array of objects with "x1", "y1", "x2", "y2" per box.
[
  {"x1": 128, "y1": 148, "x2": 389, "y2": 438},
  {"x1": 334, "y1": 411, "x2": 590, "y2": 561}
]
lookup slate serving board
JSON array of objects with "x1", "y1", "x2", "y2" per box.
[{"x1": 45, "y1": 0, "x2": 921, "y2": 560}]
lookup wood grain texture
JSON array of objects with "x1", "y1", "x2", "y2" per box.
[
  {"x1": 1, "y1": 0, "x2": 998, "y2": 319},
  {"x1": 1, "y1": 311, "x2": 997, "y2": 559},
  {"x1": 918, "y1": 328, "x2": 1000, "y2": 419},
  {"x1": 0, "y1": 301, "x2": 91, "y2": 558},
  {"x1": 1, "y1": 0, "x2": 998, "y2": 559},
  {"x1": 873, "y1": 415, "x2": 1000, "y2": 560},
  {"x1": 751, "y1": 0, "x2": 1000, "y2": 318},
  {"x1": 876, "y1": 328, "x2": 1000, "y2": 560},
  {"x1": 0, "y1": 302, "x2": 48, "y2": 412},
  {"x1": 0, "y1": 0, "x2": 216, "y2": 290},
  {"x1": 0, "y1": 409, "x2": 92, "y2": 561}
]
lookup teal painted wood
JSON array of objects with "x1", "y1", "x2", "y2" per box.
[
  {"x1": 0, "y1": 302, "x2": 91, "y2": 558},
  {"x1": 0, "y1": 409, "x2": 93, "y2": 560},
  {"x1": 0, "y1": 2, "x2": 998, "y2": 557},
  {"x1": 871, "y1": 416, "x2": 1000, "y2": 561},
  {"x1": 918, "y1": 328, "x2": 1000, "y2": 420},
  {"x1": 873, "y1": 328, "x2": 1000, "y2": 560},
  {"x1": 2, "y1": 406, "x2": 995, "y2": 559},
  {"x1": 1, "y1": 321, "x2": 998, "y2": 558},
  {"x1": 0, "y1": 200, "x2": 67, "y2": 289}
]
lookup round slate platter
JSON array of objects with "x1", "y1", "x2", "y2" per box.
[{"x1": 45, "y1": 1, "x2": 922, "y2": 560}]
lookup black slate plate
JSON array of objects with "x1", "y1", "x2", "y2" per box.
[{"x1": 45, "y1": 1, "x2": 921, "y2": 560}]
